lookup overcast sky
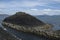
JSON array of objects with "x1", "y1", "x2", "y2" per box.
[{"x1": 0, "y1": 0, "x2": 60, "y2": 15}]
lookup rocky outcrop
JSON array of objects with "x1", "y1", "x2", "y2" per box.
[
  {"x1": 2, "y1": 12, "x2": 52, "y2": 30},
  {"x1": 2, "y1": 12, "x2": 60, "y2": 39},
  {"x1": 3, "y1": 12, "x2": 45, "y2": 27}
]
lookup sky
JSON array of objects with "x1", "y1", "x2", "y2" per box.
[{"x1": 0, "y1": 0, "x2": 60, "y2": 15}]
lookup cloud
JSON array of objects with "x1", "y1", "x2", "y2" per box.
[
  {"x1": 42, "y1": 9, "x2": 60, "y2": 15},
  {"x1": 23, "y1": 9, "x2": 60, "y2": 15},
  {"x1": 0, "y1": 0, "x2": 60, "y2": 9},
  {"x1": 30, "y1": 9, "x2": 38, "y2": 11},
  {"x1": 0, "y1": 0, "x2": 47, "y2": 9},
  {"x1": 53, "y1": 0, "x2": 60, "y2": 2},
  {"x1": 0, "y1": 0, "x2": 60, "y2": 15},
  {"x1": 0, "y1": 8, "x2": 60, "y2": 15}
]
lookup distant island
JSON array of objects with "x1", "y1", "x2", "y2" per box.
[{"x1": 2, "y1": 12, "x2": 60, "y2": 40}]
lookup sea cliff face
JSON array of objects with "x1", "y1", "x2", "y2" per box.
[{"x1": 2, "y1": 12, "x2": 60, "y2": 40}]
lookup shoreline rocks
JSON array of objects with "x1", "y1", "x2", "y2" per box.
[{"x1": 2, "y1": 22, "x2": 60, "y2": 39}]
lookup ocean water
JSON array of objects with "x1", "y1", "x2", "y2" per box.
[
  {"x1": 52, "y1": 24, "x2": 60, "y2": 30},
  {"x1": 35, "y1": 16, "x2": 60, "y2": 31}
]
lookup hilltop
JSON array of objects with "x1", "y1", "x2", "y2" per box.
[{"x1": 3, "y1": 12, "x2": 45, "y2": 27}]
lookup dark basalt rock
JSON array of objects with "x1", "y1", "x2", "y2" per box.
[{"x1": 3, "y1": 12, "x2": 45, "y2": 27}]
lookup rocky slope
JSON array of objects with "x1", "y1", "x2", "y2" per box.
[
  {"x1": 2, "y1": 12, "x2": 60, "y2": 40},
  {"x1": 3, "y1": 12, "x2": 45, "y2": 27}
]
